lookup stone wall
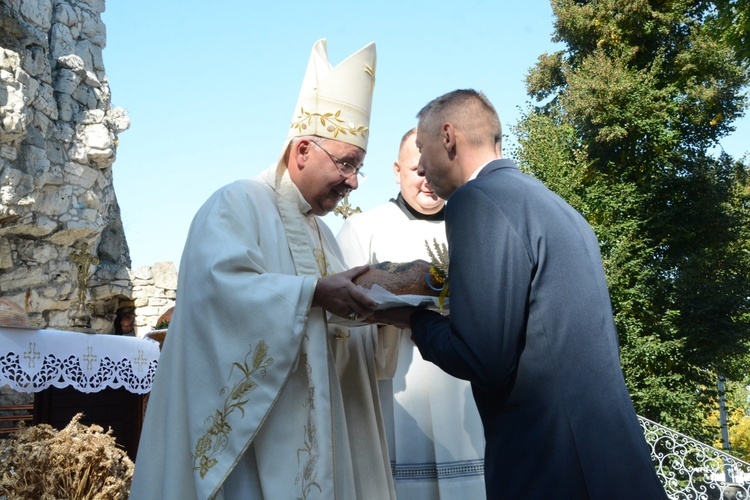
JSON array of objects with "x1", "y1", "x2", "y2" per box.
[
  {"x1": 0, "y1": 0, "x2": 159, "y2": 333},
  {"x1": 126, "y1": 261, "x2": 176, "y2": 337}
]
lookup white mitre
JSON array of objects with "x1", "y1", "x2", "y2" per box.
[
  {"x1": 290, "y1": 38, "x2": 376, "y2": 151},
  {"x1": 276, "y1": 38, "x2": 377, "y2": 177}
]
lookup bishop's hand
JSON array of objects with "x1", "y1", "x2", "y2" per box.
[{"x1": 312, "y1": 265, "x2": 378, "y2": 321}]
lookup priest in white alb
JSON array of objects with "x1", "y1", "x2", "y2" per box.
[{"x1": 130, "y1": 39, "x2": 397, "y2": 500}]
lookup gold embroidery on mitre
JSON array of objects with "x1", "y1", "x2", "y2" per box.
[
  {"x1": 364, "y1": 63, "x2": 375, "y2": 91},
  {"x1": 192, "y1": 340, "x2": 274, "y2": 479},
  {"x1": 290, "y1": 107, "x2": 369, "y2": 138}
]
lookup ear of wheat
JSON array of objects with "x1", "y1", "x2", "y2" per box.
[{"x1": 425, "y1": 239, "x2": 450, "y2": 309}]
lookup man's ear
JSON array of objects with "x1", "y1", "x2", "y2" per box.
[
  {"x1": 293, "y1": 138, "x2": 312, "y2": 170},
  {"x1": 442, "y1": 123, "x2": 456, "y2": 152},
  {"x1": 393, "y1": 162, "x2": 401, "y2": 184}
]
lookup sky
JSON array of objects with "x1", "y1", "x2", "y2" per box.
[{"x1": 101, "y1": 0, "x2": 749, "y2": 270}]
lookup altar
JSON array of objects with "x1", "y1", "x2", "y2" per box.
[{"x1": 0, "y1": 327, "x2": 161, "y2": 459}]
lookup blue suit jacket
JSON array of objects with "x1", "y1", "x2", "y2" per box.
[{"x1": 411, "y1": 159, "x2": 667, "y2": 499}]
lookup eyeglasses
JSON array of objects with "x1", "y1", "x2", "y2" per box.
[{"x1": 310, "y1": 140, "x2": 366, "y2": 180}]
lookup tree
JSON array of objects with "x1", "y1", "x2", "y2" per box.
[
  {"x1": 705, "y1": 378, "x2": 750, "y2": 460},
  {"x1": 513, "y1": 0, "x2": 750, "y2": 439},
  {"x1": 710, "y1": 0, "x2": 750, "y2": 67}
]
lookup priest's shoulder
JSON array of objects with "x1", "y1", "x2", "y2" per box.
[
  {"x1": 200, "y1": 178, "x2": 275, "y2": 211},
  {"x1": 347, "y1": 202, "x2": 399, "y2": 225}
]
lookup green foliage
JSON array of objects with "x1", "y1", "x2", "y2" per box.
[
  {"x1": 707, "y1": 0, "x2": 750, "y2": 67},
  {"x1": 515, "y1": 0, "x2": 750, "y2": 438},
  {"x1": 705, "y1": 377, "x2": 750, "y2": 460}
]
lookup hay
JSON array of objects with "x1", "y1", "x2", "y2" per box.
[{"x1": 0, "y1": 413, "x2": 133, "y2": 499}]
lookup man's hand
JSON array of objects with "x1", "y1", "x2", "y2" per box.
[
  {"x1": 312, "y1": 265, "x2": 378, "y2": 320},
  {"x1": 368, "y1": 306, "x2": 418, "y2": 330}
]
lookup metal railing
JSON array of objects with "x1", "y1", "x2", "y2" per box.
[{"x1": 640, "y1": 415, "x2": 750, "y2": 499}]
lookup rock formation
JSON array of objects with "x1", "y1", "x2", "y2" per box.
[{"x1": 0, "y1": 0, "x2": 174, "y2": 333}]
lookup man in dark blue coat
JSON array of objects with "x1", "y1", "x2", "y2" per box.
[{"x1": 375, "y1": 89, "x2": 667, "y2": 499}]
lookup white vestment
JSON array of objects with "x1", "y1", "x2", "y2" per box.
[
  {"x1": 130, "y1": 165, "x2": 396, "y2": 500},
  {"x1": 337, "y1": 201, "x2": 486, "y2": 499}
]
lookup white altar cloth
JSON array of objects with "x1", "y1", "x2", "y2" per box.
[{"x1": 0, "y1": 327, "x2": 160, "y2": 394}]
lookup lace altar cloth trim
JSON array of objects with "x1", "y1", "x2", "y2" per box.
[{"x1": 0, "y1": 327, "x2": 160, "y2": 394}]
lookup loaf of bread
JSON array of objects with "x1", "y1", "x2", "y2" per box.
[
  {"x1": 353, "y1": 260, "x2": 440, "y2": 296},
  {"x1": 156, "y1": 306, "x2": 174, "y2": 328},
  {"x1": 0, "y1": 299, "x2": 30, "y2": 328}
]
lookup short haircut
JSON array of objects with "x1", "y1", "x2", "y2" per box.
[
  {"x1": 296, "y1": 135, "x2": 327, "y2": 145},
  {"x1": 416, "y1": 89, "x2": 502, "y2": 151},
  {"x1": 399, "y1": 127, "x2": 417, "y2": 154},
  {"x1": 284, "y1": 134, "x2": 328, "y2": 162}
]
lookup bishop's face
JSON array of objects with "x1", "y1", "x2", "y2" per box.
[
  {"x1": 394, "y1": 134, "x2": 443, "y2": 215},
  {"x1": 297, "y1": 138, "x2": 365, "y2": 216}
]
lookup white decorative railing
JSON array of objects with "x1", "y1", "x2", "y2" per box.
[{"x1": 640, "y1": 415, "x2": 750, "y2": 499}]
